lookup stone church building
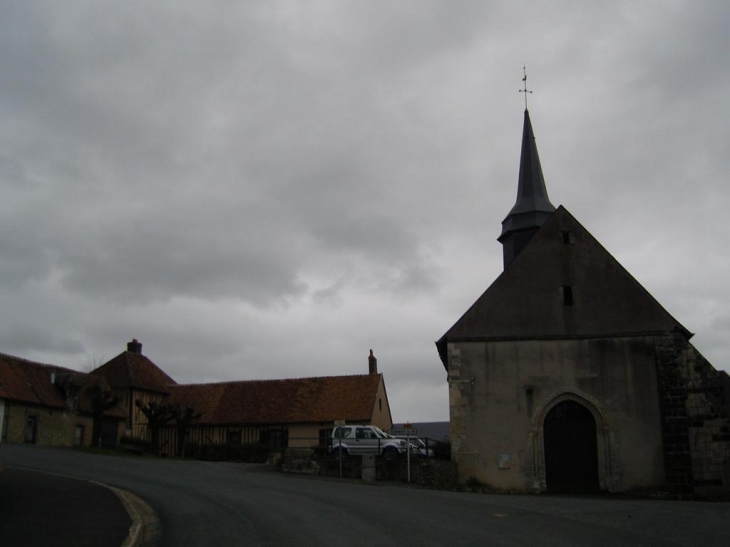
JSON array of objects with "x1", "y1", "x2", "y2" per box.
[{"x1": 437, "y1": 109, "x2": 730, "y2": 496}]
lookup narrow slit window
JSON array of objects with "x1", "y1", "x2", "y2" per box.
[
  {"x1": 561, "y1": 230, "x2": 573, "y2": 244},
  {"x1": 563, "y1": 285, "x2": 574, "y2": 306}
]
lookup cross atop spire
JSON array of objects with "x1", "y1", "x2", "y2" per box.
[{"x1": 519, "y1": 65, "x2": 532, "y2": 110}]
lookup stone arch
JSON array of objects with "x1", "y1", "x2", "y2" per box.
[{"x1": 526, "y1": 389, "x2": 614, "y2": 492}]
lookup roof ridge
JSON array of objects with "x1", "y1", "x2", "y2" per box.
[
  {"x1": 0, "y1": 352, "x2": 76, "y2": 372},
  {"x1": 172, "y1": 373, "x2": 378, "y2": 388}
]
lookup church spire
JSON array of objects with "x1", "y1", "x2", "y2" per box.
[{"x1": 497, "y1": 109, "x2": 556, "y2": 268}]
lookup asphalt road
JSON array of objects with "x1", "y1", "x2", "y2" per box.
[
  {"x1": 1, "y1": 444, "x2": 728, "y2": 546},
  {"x1": 0, "y1": 465, "x2": 130, "y2": 547}
]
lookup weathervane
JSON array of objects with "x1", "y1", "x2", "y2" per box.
[{"x1": 519, "y1": 65, "x2": 532, "y2": 110}]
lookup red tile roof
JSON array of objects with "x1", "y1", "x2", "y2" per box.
[
  {"x1": 0, "y1": 353, "x2": 73, "y2": 408},
  {"x1": 0, "y1": 353, "x2": 125, "y2": 418},
  {"x1": 166, "y1": 374, "x2": 383, "y2": 426},
  {"x1": 92, "y1": 351, "x2": 177, "y2": 393}
]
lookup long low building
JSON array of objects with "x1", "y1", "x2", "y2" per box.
[
  {"x1": 163, "y1": 373, "x2": 391, "y2": 452},
  {"x1": 91, "y1": 340, "x2": 393, "y2": 457}
]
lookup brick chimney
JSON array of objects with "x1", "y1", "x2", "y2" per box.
[
  {"x1": 127, "y1": 339, "x2": 142, "y2": 354},
  {"x1": 368, "y1": 349, "x2": 377, "y2": 375}
]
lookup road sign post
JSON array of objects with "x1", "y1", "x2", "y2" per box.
[
  {"x1": 334, "y1": 421, "x2": 345, "y2": 478},
  {"x1": 390, "y1": 425, "x2": 419, "y2": 483}
]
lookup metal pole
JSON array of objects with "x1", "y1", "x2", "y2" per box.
[{"x1": 406, "y1": 433, "x2": 411, "y2": 483}]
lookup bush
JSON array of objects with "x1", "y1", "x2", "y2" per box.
[
  {"x1": 465, "y1": 476, "x2": 485, "y2": 492},
  {"x1": 189, "y1": 442, "x2": 273, "y2": 463},
  {"x1": 318, "y1": 451, "x2": 362, "y2": 479},
  {"x1": 183, "y1": 441, "x2": 201, "y2": 459},
  {"x1": 309, "y1": 445, "x2": 329, "y2": 461},
  {"x1": 118, "y1": 435, "x2": 149, "y2": 453}
]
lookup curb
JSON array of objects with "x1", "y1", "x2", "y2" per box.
[{"x1": 107, "y1": 485, "x2": 163, "y2": 547}]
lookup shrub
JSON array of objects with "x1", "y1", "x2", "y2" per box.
[
  {"x1": 465, "y1": 476, "x2": 485, "y2": 492},
  {"x1": 119, "y1": 435, "x2": 149, "y2": 447},
  {"x1": 191, "y1": 442, "x2": 272, "y2": 463},
  {"x1": 118, "y1": 435, "x2": 149, "y2": 453}
]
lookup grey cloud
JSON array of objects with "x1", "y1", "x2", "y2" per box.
[
  {"x1": 0, "y1": 324, "x2": 84, "y2": 357},
  {"x1": 1, "y1": 2, "x2": 728, "y2": 422}
]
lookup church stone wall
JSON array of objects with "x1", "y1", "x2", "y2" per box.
[
  {"x1": 448, "y1": 336, "x2": 666, "y2": 493},
  {"x1": 655, "y1": 334, "x2": 730, "y2": 497}
]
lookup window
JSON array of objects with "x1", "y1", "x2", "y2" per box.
[
  {"x1": 260, "y1": 429, "x2": 287, "y2": 449},
  {"x1": 379, "y1": 398, "x2": 382, "y2": 411},
  {"x1": 318, "y1": 428, "x2": 332, "y2": 446},
  {"x1": 74, "y1": 425, "x2": 84, "y2": 446},
  {"x1": 561, "y1": 230, "x2": 574, "y2": 244},
  {"x1": 563, "y1": 285, "x2": 574, "y2": 306},
  {"x1": 356, "y1": 427, "x2": 377, "y2": 439},
  {"x1": 333, "y1": 427, "x2": 352, "y2": 438}
]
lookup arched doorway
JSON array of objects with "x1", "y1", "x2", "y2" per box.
[{"x1": 543, "y1": 400, "x2": 599, "y2": 492}]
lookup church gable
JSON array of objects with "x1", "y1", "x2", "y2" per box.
[{"x1": 441, "y1": 206, "x2": 687, "y2": 352}]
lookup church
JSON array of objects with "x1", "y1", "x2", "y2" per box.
[{"x1": 437, "y1": 108, "x2": 730, "y2": 496}]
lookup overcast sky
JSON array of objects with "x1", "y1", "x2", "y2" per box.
[{"x1": 2, "y1": 1, "x2": 728, "y2": 422}]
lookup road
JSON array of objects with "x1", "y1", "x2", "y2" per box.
[
  {"x1": 0, "y1": 465, "x2": 131, "y2": 547},
  {"x1": 1, "y1": 444, "x2": 728, "y2": 546}
]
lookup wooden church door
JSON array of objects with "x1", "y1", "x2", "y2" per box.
[{"x1": 544, "y1": 400, "x2": 599, "y2": 492}]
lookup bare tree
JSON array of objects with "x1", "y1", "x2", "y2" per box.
[
  {"x1": 135, "y1": 400, "x2": 174, "y2": 455},
  {"x1": 171, "y1": 405, "x2": 202, "y2": 457},
  {"x1": 81, "y1": 353, "x2": 107, "y2": 373},
  {"x1": 87, "y1": 384, "x2": 120, "y2": 448}
]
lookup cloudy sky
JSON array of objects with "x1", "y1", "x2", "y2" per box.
[{"x1": 2, "y1": 1, "x2": 728, "y2": 422}]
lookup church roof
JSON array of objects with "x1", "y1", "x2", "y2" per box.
[
  {"x1": 92, "y1": 347, "x2": 177, "y2": 393},
  {"x1": 165, "y1": 373, "x2": 385, "y2": 426},
  {"x1": 438, "y1": 206, "x2": 690, "y2": 368}
]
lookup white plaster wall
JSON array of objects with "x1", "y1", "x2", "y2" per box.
[{"x1": 448, "y1": 336, "x2": 666, "y2": 492}]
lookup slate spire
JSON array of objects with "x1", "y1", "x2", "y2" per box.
[{"x1": 498, "y1": 109, "x2": 556, "y2": 268}]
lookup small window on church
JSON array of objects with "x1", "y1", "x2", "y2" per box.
[
  {"x1": 561, "y1": 230, "x2": 573, "y2": 244},
  {"x1": 563, "y1": 285, "x2": 574, "y2": 306}
]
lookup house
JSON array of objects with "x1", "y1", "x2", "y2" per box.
[
  {"x1": 0, "y1": 352, "x2": 125, "y2": 448},
  {"x1": 92, "y1": 343, "x2": 393, "y2": 457},
  {"x1": 437, "y1": 109, "x2": 730, "y2": 496},
  {"x1": 90, "y1": 339, "x2": 177, "y2": 439}
]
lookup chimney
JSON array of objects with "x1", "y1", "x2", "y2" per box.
[
  {"x1": 127, "y1": 339, "x2": 142, "y2": 354},
  {"x1": 368, "y1": 349, "x2": 378, "y2": 375}
]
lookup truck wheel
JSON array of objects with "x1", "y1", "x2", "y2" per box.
[{"x1": 382, "y1": 447, "x2": 398, "y2": 460}]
